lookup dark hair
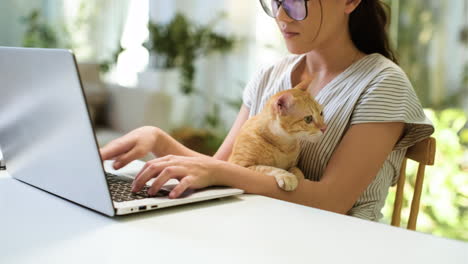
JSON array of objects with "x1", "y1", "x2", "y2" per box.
[{"x1": 349, "y1": 0, "x2": 398, "y2": 64}]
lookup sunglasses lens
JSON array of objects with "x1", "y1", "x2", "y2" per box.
[
  {"x1": 283, "y1": 0, "x2": 307, "y2": 20},
  {"x1": 259, "y1": 0, "x2": 307, "y2": 21},
  {"x1": 259, "y1": 0, "x2": 279, "y2": 18}
]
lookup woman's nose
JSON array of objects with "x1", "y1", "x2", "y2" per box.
[{"x1": 276, "y1": 5, "x2": 294, "y2": 23}]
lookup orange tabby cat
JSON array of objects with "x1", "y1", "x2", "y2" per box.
[{"x1": 228, "y1": 80, "x2": 326, "y2": 191}]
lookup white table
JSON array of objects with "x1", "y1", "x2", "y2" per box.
[{"x1": 0, "y1": 169, "x2": 466, "y2": 264}]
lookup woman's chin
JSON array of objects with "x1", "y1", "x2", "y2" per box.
[{"x1": 284, "y1": 42, "x2": 310, "y2": 55}]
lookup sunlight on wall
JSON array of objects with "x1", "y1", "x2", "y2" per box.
[
  {"x1": 108, "y1": 0, "x2": 149, "y2": 87},
  {"x1": 254, "y1": 6, "x2": 289, "y2": 70}
]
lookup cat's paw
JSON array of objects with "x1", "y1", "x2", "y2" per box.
[
  {"x1": 289, "y1": 167, "x2": 305, "y2": 180},
  {"x1": 274, "y1": 172, "x2": 298, "y2": 191}
]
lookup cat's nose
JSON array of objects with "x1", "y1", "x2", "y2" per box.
[{"x1": 320, "y1": 125, "x2": 327, "y2": 133}]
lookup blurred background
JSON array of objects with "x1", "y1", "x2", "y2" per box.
[{"x1": 0, "y1": 0, "x2": 466, "y2": 242}]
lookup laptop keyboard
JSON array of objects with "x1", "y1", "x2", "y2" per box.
[{"x1": 106, "y1": 173, "x2": 170, "y2": 202}]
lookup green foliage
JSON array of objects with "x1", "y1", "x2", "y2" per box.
[
  {"x1": 21, "y1": 9, "x2": 61, "y2": 48},
  {"x1": 204, "y1": 103, "x2": 222, "y2": 130},
  {"x1": 145, "y1": 13, "x2": 236, "y2": 94},
  {"x1": 382, "y1": 108, "x2": 468, "y2": 241},
  {"x1": 391, "y1": 1, "x2": 440, "y2": 107},
  {"x1": 382, "y1": 0, "x2": 468, "y2": 109}
]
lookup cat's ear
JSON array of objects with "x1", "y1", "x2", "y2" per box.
[
  {"x1": 274, "y1": 93, "x2": 294, "y2": 115},
  {"x1": 293, "y1": 78, "x2": 312, "y2": 92}
]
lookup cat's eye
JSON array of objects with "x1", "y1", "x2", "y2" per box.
[
  {"x1": 304, "y1": 115, "x2": 314, "y2": 124},
  {"x1": 320, "y1": 111, "x2": 323, "y2": 116}
]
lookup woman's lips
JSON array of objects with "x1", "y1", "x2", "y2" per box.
[{"x1": 282, "y1": 31, "x2": 299, "y2": 39}]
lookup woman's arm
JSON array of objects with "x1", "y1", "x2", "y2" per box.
[
  {"x1": 215, "y1": 122, "x2": 404, "y2": 214},
  {"x1": 131, "y1": 117, "x2": 403, "y2": 214},
  {"x1": 152, "y1": 127, "x2": 209, "y2": 158}
]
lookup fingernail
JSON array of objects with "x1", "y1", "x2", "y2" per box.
[{"x1": 114, "y1": 162, "x2": 120, "y2": 169}]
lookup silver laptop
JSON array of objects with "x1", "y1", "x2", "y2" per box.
[{"x1": 0, "y1": 47, "x2": 243, "y2": 216}]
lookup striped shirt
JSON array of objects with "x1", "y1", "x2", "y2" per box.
[{"x1": 242, "y1": 53, "x2": 434, "y2": 221}]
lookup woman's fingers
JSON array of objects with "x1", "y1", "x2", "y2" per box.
[
  {"x1": 132, "y1": 161, "x2": 175, "y2": 192},
  {"x1": 134, "y1": 155, "x2": 176, "y2": 181},
  {"x1": 135, "y1": 155, "x2": 183, "y2": 180},
  {"x1": 113, "y1": 147, "x2": 144, "y2": 169},
  {"x1": 169, "y1": 176, "x2": 193, "y2": 199},
  {"x1": 147, "y1": 166, "x2": 187, "y2": 196},
  {"x1": 131, "y1": 155, "x2": 202, "y2": 198},
  {"x1": 100, "y1": 138, "x2": 135, "y2": 161}
]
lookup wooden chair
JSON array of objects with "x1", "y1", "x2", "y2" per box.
[{"x1": 391, "y1": 137, "x2": 436, "y2": 230}]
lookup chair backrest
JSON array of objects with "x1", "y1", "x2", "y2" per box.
[{"x1": 391, "y1": 137, "x2": 436, "y2": 230}]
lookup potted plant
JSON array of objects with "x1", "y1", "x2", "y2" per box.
[
  {"x1": 141, "y1": 12, "x2": 236, "y2": 94},
  {"x1": 138, "y1": 12, "x2": 236, "y2": 129}
]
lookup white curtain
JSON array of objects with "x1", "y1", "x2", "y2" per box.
[
  {"x1": 62, "y1": 0, "x2": 129, "y2": 63},
  {"x1": 0, "y1": 0, "x2": 129, "y2": 64}
]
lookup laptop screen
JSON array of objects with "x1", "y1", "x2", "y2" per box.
[{"x1": 0, "y1": 47, "x2": 115, "y2": 216}]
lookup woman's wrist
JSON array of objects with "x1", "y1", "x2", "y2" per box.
[
  {"x1": 151, "y1": 126, "x2": 207, "y2": 158},
  {"x1": 212, "y1": 161, "x2": 249, "y2": 189},
  {"x1": 210, "y1": 160, "x2": 233, "y2": 186},
  {"x1": 151, "y1": 126, "x2": 169, "y2": 157}
]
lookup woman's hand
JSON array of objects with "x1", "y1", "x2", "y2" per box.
[
  {"x1": 100, "y1": 126, "x2": 160, "y2": 170},
  {"x1": 132, "y1": 155, "x2": 225, "y2": 199}
]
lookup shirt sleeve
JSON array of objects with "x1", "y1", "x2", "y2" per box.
[
  {"x1": 242, "y1": 66, "x2": 268, "y2": 110},
  {"x1": 350, "y1": 67, "x2": 434, "y2": 150}
]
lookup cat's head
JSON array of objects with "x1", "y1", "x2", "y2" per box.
[{"x1": 268, "y1": 80, "x2": 327, "y2": 142}]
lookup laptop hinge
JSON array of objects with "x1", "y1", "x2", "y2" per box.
[{"x1": 0, "y1": 159, "x2": 6, "y2": 170}]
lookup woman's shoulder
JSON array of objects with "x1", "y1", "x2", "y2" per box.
[
  {"x1": 367, "y1": 53, "x2": 409, "y2": 80},
  {"x1": 354, "y1": 53, "x2": 424, "y2": 108},
  {"x1": 353, "y1": 53, "x2": 412, "y2": 90}
]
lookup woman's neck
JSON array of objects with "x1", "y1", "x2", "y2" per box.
[
  {"x1": 304, "y1": 30, "x2": 364, "y2": 76},
  {"x1": 291, "y1": 31, "x2": 365, "y2": 96}
]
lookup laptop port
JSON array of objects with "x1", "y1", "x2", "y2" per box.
[
  {"x1": 150, "y1": 205, "x2": 158, "y2": 209},
  {"x1": 138, "y1": 206, "x2": 147, "y2": 211}
]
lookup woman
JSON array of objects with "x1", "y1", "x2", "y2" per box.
[{"x1": 100, "y1": 0, "x2": 434, "y2": 221}]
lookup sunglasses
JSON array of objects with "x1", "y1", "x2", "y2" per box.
[{"x1": 259, "y1": 0, "x2": 309, "y2": 21}]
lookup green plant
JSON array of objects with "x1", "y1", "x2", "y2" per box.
[
  {"x1": 383, "y1": 0, "x2": 468, "y2": 110},
  {"x1": 21, "y1": 9, "x2": 63, "y2": 48},
  {"x1": 145, "y1": 12, "x2": 236, "y2": 94},
  {"x1": 382, "y1": 108, "x2": 468, "y2": 241}
]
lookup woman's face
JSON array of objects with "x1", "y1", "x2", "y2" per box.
[{"x1": 274, "y1": 0, "x2": 360, "y2": 54}]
